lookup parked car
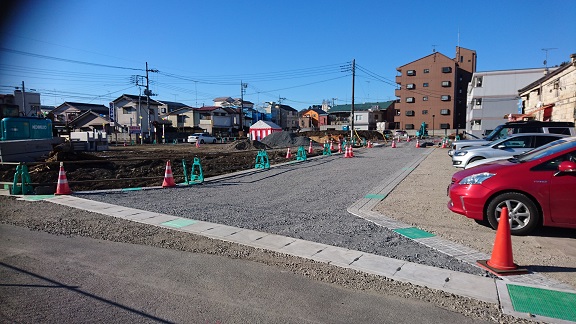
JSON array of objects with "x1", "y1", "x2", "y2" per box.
[
  {"x1": 464, "y1": 137, "x2": 569, "y2": 169},
  {"x1": 448, "y1": 121, "x2": 575, "y2": 156},
  {"x1": 188, "y1": 132, "x2": 216, "y2": 144},
  {"x1": 394, "y1": 130, "x2": 408, "y2": 138},
  {"x1": 447, "y1": 136, "x2": 576, "y2": 235},
  {"x1": 451, "y1": 133, "x2": 566, "y2": 168}
]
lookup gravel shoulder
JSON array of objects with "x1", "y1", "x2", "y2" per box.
[{"x1": 374, "y1": 148, "x2": 576, "y2": 289}]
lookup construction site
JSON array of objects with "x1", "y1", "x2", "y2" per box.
[{"x1": 0, "y1": 130, "x2": 386, "y2": 193}]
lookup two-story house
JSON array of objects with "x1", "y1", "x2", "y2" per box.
[
  {"x1": 264, "y1": 103, "x2": 298, "y2": 131},
  {"x1": 299, "y1": 107, "x2": 328, "y2": 131},
  {"x1": 328, "y1": 101, "x2": 395, "y2": 131},
  {"x1": 519, "y1": 54, "x2": 576, "y2": 123},
  {"x1": 196, "y1": 106, "x2": 238, "y2": 136},
  {"x1": 50, "y1": 102, "x2": 110, "y2": 134},
  {"x1": 110, "y1": 94, "x2": 162, "y2": 140}
]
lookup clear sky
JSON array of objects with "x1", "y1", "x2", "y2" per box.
[{"x1": 1, "y1": 0, "x2": 575, "y2": 111}]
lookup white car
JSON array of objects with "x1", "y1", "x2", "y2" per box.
[
  {"x1": 464, "y1": 136, "x2": 573, "y2": 169},
  {"x1": 188, "y1": 132, "x2": 216, "y2": 144},
  {"x1": 451, "y1": 133, "x2": 566, "y2": 168}
]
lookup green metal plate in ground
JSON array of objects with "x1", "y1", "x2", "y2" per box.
[
  {"x1": 507, "y1": 284, "x2": 576, "y2": 321},
  {"x1": 394, "y1": 227, "x2": 436, "y2": 239},
  {"x1": 364, "y1": 194, "x2": 386, "y2": 200},
  {"x1": 161, "y1": 218, "x2": 197, "y2": 228},
  {"x1": 21, "y1": 195, "x2": 55, "y2": 201}
]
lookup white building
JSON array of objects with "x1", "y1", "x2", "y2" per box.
[{"x1": 466, "y1": 68, "x2": 554, "y2": 137}]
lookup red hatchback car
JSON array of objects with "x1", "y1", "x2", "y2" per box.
[{"x1": 448, "y1": 136, "x2": 576, "y2": 235}]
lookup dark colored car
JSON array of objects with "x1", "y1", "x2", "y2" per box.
[{"x1": 447, "y1": 136, "x2": 576, "y2": 235}]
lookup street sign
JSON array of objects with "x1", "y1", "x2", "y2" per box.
[{"x1": 129, "y1": 126, "x2": 141, "y2": 134}]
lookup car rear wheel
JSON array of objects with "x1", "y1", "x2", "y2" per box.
[
  {"x1": 486, "y1": 192, "x2": 540, "y2": 236},
  {"x1": 200, "y1": 139, "x2": 205, "y2": 144}
]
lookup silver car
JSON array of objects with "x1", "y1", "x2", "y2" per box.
[{"x1": 451, "y1": 133, "x2": 566, "y2": 168}]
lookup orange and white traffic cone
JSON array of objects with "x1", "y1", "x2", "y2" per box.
[
  {"x1": 349, "y1": 145, "x2": 355, "y2": 157},
  {"x1": 195, "y1": 140, "x2": 200, "y2": 148},
  {"x1": 337, "y1": 142, "x2": 343, "y2": 153},
  {"x1": 407, "y1": 136, "x2": 411, "y2": 142},
  {"x1": 415, "y1": 139, "x2": 420, "y2": 148},
  {"x1": 55, "y1": 162, "x2": 72, "y2": 195},
  {"x1": 477, "y1": 207, "x2": 528, "y2": 276},
  {"x1": 308, "y1": 140, "x2": 313, "y2": 154},
  {"x1": 441, "y1": 140, "x2": 447, "y2": 148},
  {"x1": 391, "y1": 140, "x2": 396, "y2": 148},
  {"x1": 285, "y1": 147, "x2": 292, "y2": 159},
  {"x1": 330, "y1": 141, "x2": 334, "y2": 150},
  {"x1": 162, "y1": 160, "x2": 177, "y2": 188}
]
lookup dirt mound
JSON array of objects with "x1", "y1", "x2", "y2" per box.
[
  {"x1": 224, "y1": 139, "x2": 269, "y2": 151},
  {"x1": 260, "y1": 131, "x2": 311, "y2": 148}
]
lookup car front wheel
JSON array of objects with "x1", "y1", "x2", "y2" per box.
[{"x1": 486, "y1": 192, "x2": 540, "y2": 236}]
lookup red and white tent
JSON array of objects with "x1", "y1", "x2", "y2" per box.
[{"x1": 249, "y1": 120, "x2": 282, "y2": 141}]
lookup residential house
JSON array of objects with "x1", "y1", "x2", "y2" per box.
[
  {"x1": 50, "y1": 102, "x2": 110, "y2": 134},
  {"x1": 13, "y1": 89, "x2": 42, "y2": 117},
  {"x1": 195, "y1": 106, "x2": 238, "y2": 136},
  {"x1": 214, "y1": 97, "x2": 256, "y2": 132},
  {"x1": 465, "y1": 68, "x2": 554, "y2": 137},
  {"x1": 158, "y1": 100, "x2": 189, "y2": 115},
  {"x1": 264, "y1": 103, "x2": 299, "y2": 131},
  {"x1": 328, "y1": 101, "x2": 395, "y2": 131},
  {"x1": 110, "y1": 94, "x2": 162, "y2": 139},
  {"x1": 299, "y1": 107, "x2": 329, "y2": 130},
  {"x1": 395, "y1": 46, "x2": 476, "y2": 135},
  {"x1": 518, "y1": 54, "x2": 576, "y2": 123},
  {"x1": 161, "y1": 106, "x2": 198, "y2": 133}
]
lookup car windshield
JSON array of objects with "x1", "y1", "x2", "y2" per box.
[{"x1": 517, "y1": 138, "x2": 575, "y2": 162}]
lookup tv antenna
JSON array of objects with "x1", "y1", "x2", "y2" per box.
[{"x1": 542, "y1": 48, "x2": 557, "y2": 68}]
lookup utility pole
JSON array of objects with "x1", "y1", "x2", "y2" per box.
[
  {"x1": 350, "y1": 59, "x2": 355, "y2": 141},
  {"x1": 145, "y1": 62, "x2": 158, "y2": 143},
  {"x1": 240, "y1": 81, "x2": 247, "y2": 136},
  {"x1": 21, "y1": 81, "x2": 26, "y2": 116},
  {"x1": 542, "y1": 48, "x2": 557, "y2": 70}
]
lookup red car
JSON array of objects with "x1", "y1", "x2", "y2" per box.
[{"x1": 447, "y1": 136, "x2": 576, "y2": 235}]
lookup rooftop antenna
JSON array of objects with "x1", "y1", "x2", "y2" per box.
[
  {"x1": 542, "y1": 48, "x2": 557, "y2": 69},
  {"x1": 432, "y1": 44, "x2": 437, "y2": 53}
]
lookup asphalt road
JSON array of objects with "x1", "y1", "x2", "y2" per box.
[{"x1": 1, "y1": 224, "x2": 489, "y2": 324}]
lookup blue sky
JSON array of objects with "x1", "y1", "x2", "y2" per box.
[{"x1": 1, "y1": 0, "x2": 575, "y2": 110}]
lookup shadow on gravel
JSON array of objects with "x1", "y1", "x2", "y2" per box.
[
  {"x1": 530, "y1": 227, "x2": 576, "y2": 239},
  {"x1": 525, "y1": 264, "x2": 576, "y2": 274}
]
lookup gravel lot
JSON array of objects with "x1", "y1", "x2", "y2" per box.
[{"x1": 2, "y1": 143, "x2": 568, "y2": 323}]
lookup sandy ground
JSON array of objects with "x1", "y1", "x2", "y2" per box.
[{"x1": 374, "y1": 147, "x2": 576, "y2": 288}]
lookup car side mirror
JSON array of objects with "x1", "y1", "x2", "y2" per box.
[{"x1": 558, "y1": 161, "x2": 576, "y2": 173}]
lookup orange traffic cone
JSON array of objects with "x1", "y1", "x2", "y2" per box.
[
  {"x1": 330, "y1": 141, "x2": 334, "y2": 150},
  {"x1": 195, "y1": 140, "x2": 200, "y2": 148},
  {"x1": 162, "y1": 160, "x2": 177, "y2": 188},
  {"x1": 441, "y1": 141, "x2": 447, "y2": 148},
  {"x1": 55, "y1": 162, "x2": 72, "y2": 195},
  {"x1": 406, "y1": 136, "x2": 410, "y2": 142},
  {"x1": 308, "y1": 140, "x2": 313, "y2": 154},
  {"x1": 415, "y1": 139, "x2": 420, "y2": 148},
  {"x1": 477, "y1": 207, "x2": 528, "y2": 276},
  {"x1": 391, "y1": 140, "x2": 396, "y2": 148},
  {"x1": 337, "y1": 142, "x2": 343, "y2": 153},
  {"x1": 286, "y1": 147, "x2": 292, "y2": 159},
  {"x1": 349, "y1": 145, "x2": 355, "y2": 157}
]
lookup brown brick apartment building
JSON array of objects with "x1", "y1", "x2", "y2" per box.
[{"x1": 395, "y1": 46, "x2": 476, "y2": 136}]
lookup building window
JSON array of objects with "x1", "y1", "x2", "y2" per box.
[
  {"x1": 406, "y1": 97, "x2": 415, "y2": 103},
  {"x1": 405, "y1": 124, "x2": 414, "y2": 129},
  {"x1": 423, "y1": 82, "x2": 429, "y2": 87},
  {"x1": 475, "y1": 98, "x2": 482, "y2": 105},
  {"x1": 122, "y1": 108, "x2": 131, "y2": 114},
  {"x1": 396, "y1": 109, "x2": 401, "y2": 116},
  {"x1": 440, "y1": 109, "x2": 450, "y2": 115},
  {"x1": 423, "y1": 69, "x2": 430, "y2": 73},
  {"x1": 407, "y1": 83, "x2": 415, "y2": 89},
  {"x1": 475, "y1": 76, "x2": 483, "y2": 87},
  {"x1": 441, "y1": 95, "x2": 451, "y2": 101},
  {"x1": 441, "y1": 81, "x2": 451, "y2": 87},
  {"x1": 405, "y1": 110, "x2": 415, "y2": 116},
  {"x1": 442, "y1": 67, "x2": 452, "y2": 73},
  {"x1": 440, "y1": 123, "x2": 450, "y2": 129},
  {"x1": 422, "y1": 109, "x2": 428, "y2": 115},
  {"x1": 356, "y1": 115, "x2": 362, "y2": 121},
  {"x1": 422, "y1": 96, "x2": 428, "y2": 101},
  {"x1": 407, "y1": 70, "x2": 416, "y2": 76}
]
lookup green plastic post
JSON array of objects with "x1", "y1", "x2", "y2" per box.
[
  {"x1": 182, "y1": 159, "x2": 189, "y2": 184},
  {"x1": 11, "y1": 163, "x2": 33, "y2": 195},
  {"x1": 322, "y1": 142, "x2": 332, "y2": 156},
  {"x1": 254, "y1": 150, "x2": 270, "y2": 169},
  {"x1": 189, "y1": 157, "x2": 204, "y2": 183},
  {"x1": 296, "y1": 146, "x2": 307, "y2": 161}
]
